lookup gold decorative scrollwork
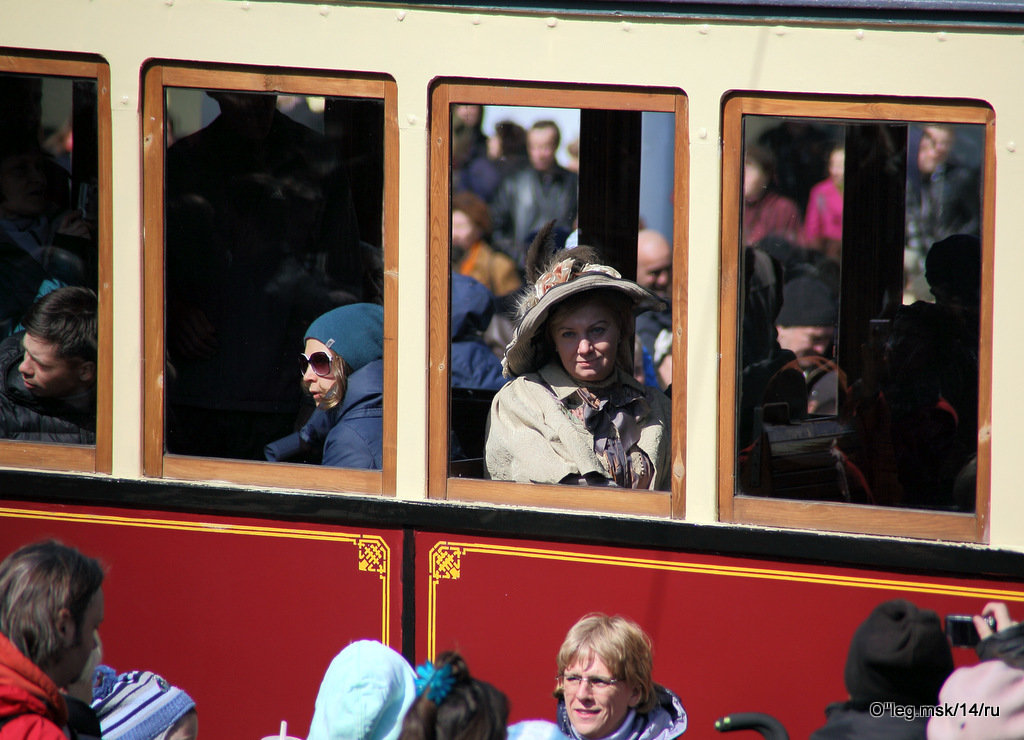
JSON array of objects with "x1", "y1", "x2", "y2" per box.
[
  {"x1": 431, "y1": 543, "x2": 463, "y2": 582},
  {"x1": 357, "y1": 536, "x2": 389, "y2": 578}
]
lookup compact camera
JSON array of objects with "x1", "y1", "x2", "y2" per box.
[{"x1": 945, "y1": 614, "x2": 998, "y2": 647}]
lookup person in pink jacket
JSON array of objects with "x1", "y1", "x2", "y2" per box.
[{"x1": 802, "y1": 145, "x2": 845, "y2": 259}]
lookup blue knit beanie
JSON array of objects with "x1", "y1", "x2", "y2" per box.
[
  {"x1": 305, "y1": 303, "x2": 384, "y2": 373},
  {"x1": 91, "y1": 665, "x2": 196, "y2": 740}
]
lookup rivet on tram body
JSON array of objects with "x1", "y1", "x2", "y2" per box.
[
  {"x1": 546, "y1": 17, "x2": 558, "y2": 28},
  {"x1": 396, "y1": 9, "x2": 407, "y2": 21},
  {"x1": 319, "y1": 5, "x2": 330, "y2": 16},
  {"x1": 621, "y1": 22, "x2": 632, "y2": 32},
  {"x1": 120, "y1": 96, "x2": 130, "y2": 106},
  {"x1": 698, "y1": 127, "x2": 708, "y2": 139},
  {"x1": 699, "y1": 24, "x2": 709, "y2": 35},
  {"x1": 407, "y1": 114, "x2": 417, "y2": 125},
  {"x1": 937, "y1": 31, "x2": 948, "y2": 42},
  {"x1": 164, "y1": 0, "x2": 173, "y2": 6},
  {"x1": 1008, "y1": 141, "x2": 1017, "y2": 153},
  {"x1": 774, "y1": 26, "x2": 786, "y2": 36},
  {"x1": 438, "y1": 362, "x2": 445, "y2": 371},
  {"x1": 240, "y1": 1, "x2": 250, "y2": 10},
  {"x1": 855, "y1": 29, "x2": 864, "y2": 40},
  {"x1": 472, "y1": 15, "x2": 481, "y2": 25}
]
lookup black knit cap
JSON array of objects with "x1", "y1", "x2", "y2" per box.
[
  {"x1": 926, "y1": 234, "x2": 981, "y2": 302},
  {"x1": 844, "y1": 599, "x2": 954, "y2": 707},
  {"x1": 776, "y1": 275, "x2": 837, "y2": 328}
]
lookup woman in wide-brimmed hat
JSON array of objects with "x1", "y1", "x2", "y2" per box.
[{"x1": 484, "y1": 224, "x2": 671, "y2": 489}]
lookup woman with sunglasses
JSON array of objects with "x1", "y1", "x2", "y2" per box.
[{"x1": 265, "y1": 302, "x2": 384, "y2": 468}]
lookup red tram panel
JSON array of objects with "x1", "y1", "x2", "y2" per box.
[
  {"x1": 0, "y1": 503, "x2": 403, "y2": 739},
  {"x1": 417, "y1": 532, "x2": 1024, "y2": 739}
]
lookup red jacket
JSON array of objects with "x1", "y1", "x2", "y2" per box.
[{"x1": 0, "y1": 632, "x2": 69, "y2": 739}]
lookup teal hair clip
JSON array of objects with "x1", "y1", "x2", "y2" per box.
[{"x1": 414, "y1": 660, "x2": 456, "y2": 704}]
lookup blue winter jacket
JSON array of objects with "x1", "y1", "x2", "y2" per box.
[
  {"x1": 451, "y1": 272, "x2": 505, "y2": 391},
  {"x1": 264, "y1": 358, "x2": 383, "y2": 469}
]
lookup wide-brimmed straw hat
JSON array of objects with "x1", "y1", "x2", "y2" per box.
[{"x1": 502, "y1": 249, "x2": 665, "y2": 378}]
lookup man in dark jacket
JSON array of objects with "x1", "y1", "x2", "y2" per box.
[
  {"x1": 490, "y1": 120, "x2": 578, "y2": 268},
  {"x1": 0, "y1": 286, "x2": 97, "y2": 443}
]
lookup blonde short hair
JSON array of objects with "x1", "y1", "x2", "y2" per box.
[{"x1": 555, "y1": 613, "x2": 656, "y2": 714}]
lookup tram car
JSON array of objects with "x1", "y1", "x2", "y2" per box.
[{"x1": 2, "y1": 0, "x2": 1023, "y2": 737}]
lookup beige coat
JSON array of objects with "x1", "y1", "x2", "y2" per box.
[{"x1": 484, "y1": 362, "x2": 671, "y2": 489}]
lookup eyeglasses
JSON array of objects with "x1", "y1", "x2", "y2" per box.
[
  {"x1": 298, "y1": 351, "x2": 333, "y2": 378},
  {"x1": 559, "y1": 674, "x2": 621, "y2": 692}
]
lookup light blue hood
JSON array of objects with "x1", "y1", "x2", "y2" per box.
[{"x1": 307, "y1": 640, "x2": 416, "y2": 740}]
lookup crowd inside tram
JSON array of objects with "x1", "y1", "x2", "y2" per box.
[{"x1": 0, "y1": 81, "x2": 985, "y2": 511}]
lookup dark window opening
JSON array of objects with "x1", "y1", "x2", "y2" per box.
[{"x1": 736, "y1": 114, "x2": 983, "y2": 513}]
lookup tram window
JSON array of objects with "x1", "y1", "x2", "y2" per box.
[
  {"x1": 722, "y1": 97, "x2": 991, "y2": 541},
  {"x1": 431, "y1": 85, "x2": 687, "y2": 516},
  {"x1": 145, "y1": 67, "x2": 395, "y2": 493},
  {"x1": 0, "y1": 63, "x2": 110, "y2": 472}
]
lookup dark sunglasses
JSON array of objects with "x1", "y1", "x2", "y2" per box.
[{"x1": 298, "y1": 351, "x2": 333, "y2": 378}]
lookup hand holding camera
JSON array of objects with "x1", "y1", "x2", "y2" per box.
[{"x1": 946, "y1": 602, "x2": 1018, "y2": 647}]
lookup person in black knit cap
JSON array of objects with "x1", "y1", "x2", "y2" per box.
[{"x1": 810, "y1": 599, "x2": 954, "y2": 739}]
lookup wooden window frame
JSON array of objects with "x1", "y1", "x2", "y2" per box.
[
  {"x1": 142, "y1": 63, "x2": 398, "y2": 495},
  {"x1": 428, "y1": 80, "x2": 689, "y2": 517},
  {"x1": 0, "y1": 52, "x2": 113, "y2": 475},
  {"x1": 718, "y1": 93, "x2": 994, "y2": 542}
]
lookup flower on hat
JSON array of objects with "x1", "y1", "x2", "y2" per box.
[
  {"x1": 534, "y1": 260, "x2": 623, "y2": 303},
  {"x1": 414, "y1": 660, "x2": 456, "y2": 704},
  {"x1": 524, "y1": 259, "x2": 624, "y2": 318},
  {"x1": 534, "y1": 258, "x2": 575, "y2": 300}
]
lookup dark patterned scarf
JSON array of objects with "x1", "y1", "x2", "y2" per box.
[{"x1": 571, "y1": 382, "x2": 653, "y2": 488}]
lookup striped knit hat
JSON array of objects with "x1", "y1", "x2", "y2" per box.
[{"x1": 91, "y1": 665, "x2": 196, "y2": 740}]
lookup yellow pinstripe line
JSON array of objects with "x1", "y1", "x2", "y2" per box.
[
  {"x1": 0, "y1": 507, "x2": 362, "y2": 542},
  {"x1": 426, "y1": 541, "x2": 1024, "y2": 653},
  {"x1": 456, "y1": 542, "x2": 1024, "y2": 599},
  {"x1": 0, "y1": 506, "x2": 391, "y2": 643}
]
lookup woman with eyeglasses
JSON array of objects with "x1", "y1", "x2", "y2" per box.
[
  {"x1": 264, "y1": 302, "x2": 384, "y2": 468},
  {"x1": 554, "y1": 614, "x2": 687, "y2": 740}
]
